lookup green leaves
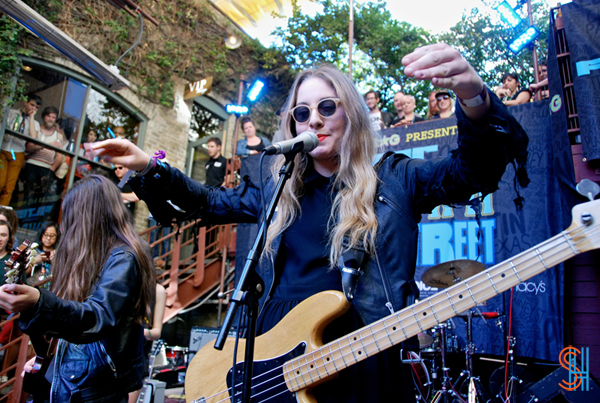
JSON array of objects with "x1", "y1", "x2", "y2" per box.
[
  {"x1": 274, "y1": 0, "x2": 550, "y2": 115},
  {"x1": 0, "y1": 16, "x2": 28, "y2": 121},
  {"x1": 436, "y1": 1, "x2": 549, "y2": 91},
  {"x1": 274, "y1": 0, "x2": 432, "y2": 113}
]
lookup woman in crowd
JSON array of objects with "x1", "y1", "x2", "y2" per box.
[
  {"x1": 235, "y1": 117, "x2": 271, "y2": 157},
  {"x1": 0, "y1": 220, "x2": 14, "y2": 285},
  {"x1": 0, "y1": 206, "x2": 18, "y2": 246},
  {"x1": 0, "y1": 219, "x2": 15, "y2": 370},
  {"x1": 432, "y1": 90, "x2": 455, "y2": 119},
  {"x1": 128, "y1": 282, "x2": 166, "y2": 403},
  {"x1": 0, "y1": 175, "x2": 155, "y2": 402},
  {"x1": 495, "y1": 72, "x2": 531, "y2": 106},
  {"x1": 26, "y1": 221, "x2": 60, "y2": 286},
  {"x1": 90, "y1": 43, "x2": 529, "y2": 402}
]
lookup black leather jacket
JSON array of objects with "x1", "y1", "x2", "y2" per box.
[
  {"x1": 19, "y1": 246, "x2": 145, "y2": 402},
  {"x1": 131, "y1": 89, "x2": 528, "y2": 325}
]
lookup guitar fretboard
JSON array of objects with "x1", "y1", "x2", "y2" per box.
[{"x1": 284, "y1": 222, "x2": 591, "y2": 391}]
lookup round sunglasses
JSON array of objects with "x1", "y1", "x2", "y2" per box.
[
  {"x1": 290, "y1": 98, "x2": 341, "y2": 123},
  {"x1": 436, "y1": 95, "x2": 450, "y2": 101}
]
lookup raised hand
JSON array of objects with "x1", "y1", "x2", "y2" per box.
[{"x1": 402, "y1": 43, "x2": 490, "y2": 120}]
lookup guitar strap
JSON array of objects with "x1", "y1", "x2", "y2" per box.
[{"x1": 337, "y1": 243, "x2": 365, "y2": 303}]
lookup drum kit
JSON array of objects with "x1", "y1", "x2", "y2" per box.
[
  {"x1": 154, "y1": 344, "x2": 189, "y2": 368},
  {"x1": 408, "y1": 260, "x2": 507, "y2": 403}
]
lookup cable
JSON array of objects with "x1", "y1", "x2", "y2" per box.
[
  {"x1": 115, "y1": 10, "x2": 144, "y2": 68},
  {"x1": 505, "y1": 287, "x2": 514, "y2": 401}
]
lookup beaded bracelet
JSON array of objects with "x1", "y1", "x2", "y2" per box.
[{"x1": 139, "y1": 150, "x2": 166, "y2": 176}]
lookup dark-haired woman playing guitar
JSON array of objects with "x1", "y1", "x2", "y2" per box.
[{"x1": 0, "y1": 175, "x2": 155, "y2": 403}]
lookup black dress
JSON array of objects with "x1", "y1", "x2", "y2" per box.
[{"x1": 256, "y1": 163, "x2": 416, "y2": 403}]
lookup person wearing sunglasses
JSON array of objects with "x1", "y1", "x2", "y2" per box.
[
  {"x1": 91, "y1": 43, "x2": 529, "y2": 403},
  {"x1": 431, "y1": 90, "x2": 455, "y2": 119},
  {"x1": 114, "y1": 164, "x2": 139, "y2": 222}
]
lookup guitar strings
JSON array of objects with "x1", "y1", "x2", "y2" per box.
[
  {"x1": 193, "y1": 223, "x2": 597, "y2": 403},
  {"x1": 195, "y1": 223, "x2": 593, "y2": 402},
  {"x1": 278, "y1": 223, "x2": 594, "y2": 392}
]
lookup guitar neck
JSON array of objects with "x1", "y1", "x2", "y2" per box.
[{"x1": 285, "y1": 226, "x2": 583, "y2": 391}]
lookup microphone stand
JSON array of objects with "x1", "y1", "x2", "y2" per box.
[{"x1": 215, "y1": 146, "x2": 301, "y2": 403}]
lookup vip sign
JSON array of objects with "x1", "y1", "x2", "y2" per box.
[{"x1": 184, "y1": 77, "x2": 213, "y2": 100}]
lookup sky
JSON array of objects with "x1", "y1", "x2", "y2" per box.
[{"x1": 251, "y1": 0, "x2": 568, "y2": 46}]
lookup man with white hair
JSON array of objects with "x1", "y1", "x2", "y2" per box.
[{"x1": 395, "y1": 94, "x2": 425, "y2": 126}]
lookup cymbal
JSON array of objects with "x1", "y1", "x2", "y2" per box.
[
  {"x1": 417, "y1": 332, "x2": 434, "y2": 348},
  {"x1": 421, "y1": 259, "x2": 485, "y2": 288}
]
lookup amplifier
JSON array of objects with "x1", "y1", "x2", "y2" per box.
[{"x1": 189, "y1": 326, "x2": 236, "y2": 352}]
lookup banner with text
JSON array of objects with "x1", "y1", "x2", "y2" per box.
[{"x1": 379, "y1": 100, "x2": 577, "y2": 360}]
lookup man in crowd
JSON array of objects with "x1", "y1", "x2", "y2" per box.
[
  {"x1": 0, "y1": 95, "x2": 42, "y2": 205},
  {"x1": 427, "y1": 90, "x2": 440, "y2": 119},
  {"x1": 205, "y1": 137, "x2": 227, "y2": 187},
  {"x1": 114, "y1": 164, "x2": 139, "y2": 221},
  {"x1": 529, "y1": 61, "x2": 549, "y2": 100},
  {"x1": 21, "y1": 106, "x2": 64, "y2": 198},
  {"x1": 113, "y1": 126, "x2": 126, "y2": 139},
  {"x1": 364, "y1": 90, "x2": 393, "y2": 130},
  {"x1": 394, "y1": 95, "x2": 425, "y2": 126},
  {"x1": 389, "y1": 91, "x2": 405, "y2": 127}
]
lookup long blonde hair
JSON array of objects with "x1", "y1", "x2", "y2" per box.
[{"x1": 264, "y1": 65, "x2": 379, "y2": 267}]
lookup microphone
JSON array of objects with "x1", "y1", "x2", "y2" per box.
[{"x1": 263, "y1": 132, "x2": 319, "y2": 155}]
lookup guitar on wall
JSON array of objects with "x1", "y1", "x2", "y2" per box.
[
  {"x1": 4, "y1": 240, "x2": 55, "y2": 402},
  {"x1": 185, "y1": 200, "x2": 600, "y2": 403},
  {"x1": 137, "y1": 339, "x2": 166, "y2": 403}
]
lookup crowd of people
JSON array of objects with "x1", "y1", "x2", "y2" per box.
[{"x1": 360, "y1": 61, "x2": 548, "y2": 131}]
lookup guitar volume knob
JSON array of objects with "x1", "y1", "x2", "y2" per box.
[{"x1": 581, "y1": 212, "x2": 593, "y2": 225}]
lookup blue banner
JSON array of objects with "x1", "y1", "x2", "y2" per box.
[{"x1": 378, "y1": 98, "x2": 578, "y2": 360}]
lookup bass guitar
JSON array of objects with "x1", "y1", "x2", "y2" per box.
[{"x1": 185, "y1": 200, "x2": 600, "y2": 403}]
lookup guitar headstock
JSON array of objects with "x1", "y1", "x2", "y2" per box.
[
  {"x1": 567, "y1": 200, "x2": 600, "y2": 253},
  {"x1": 152, "y1": 339, "x2": 165, "y2": 357},
  {"x1": 4, "y1": 240, "x2": 38, "y2": 285}
]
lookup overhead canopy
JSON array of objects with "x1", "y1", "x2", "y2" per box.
[
  {"x1": 209, "y1": 0, "x2": 316, "y2": 40},
  {"x1": 0, "y1": 0, "x2": 130, "y2": 90}
]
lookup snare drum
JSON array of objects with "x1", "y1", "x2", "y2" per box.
[{"x1": 166, "y1": 346, "x2": 188, "y2": 366}]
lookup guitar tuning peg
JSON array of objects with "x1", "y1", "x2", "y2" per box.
[{"x1": 576, "y1": 179, "x2": 600, "y2": 201}]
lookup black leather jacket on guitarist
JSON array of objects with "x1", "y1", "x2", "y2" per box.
[
  {"x1": 19, "y1": 246, "x2": 145, "y2": 402},
  {"x1": 130, "y1": 88, "x2": 528, "y2": 326}
]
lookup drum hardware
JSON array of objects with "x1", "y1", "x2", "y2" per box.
[
  {"x1": 421, "y1": 260, "x2": 486, "y2": 289},
  {"x1": 404, "y1": 351, "x2": 433, "y2": 402},
  {"x1": 452, "y1": 309, "x2": 492, "y2": 403},
  {"x1": 416, "y1": 260, "x2": 503, "y2": 402},
  {"x1": 494, "y1": 336, "x2": 524, "y2": 403}
]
